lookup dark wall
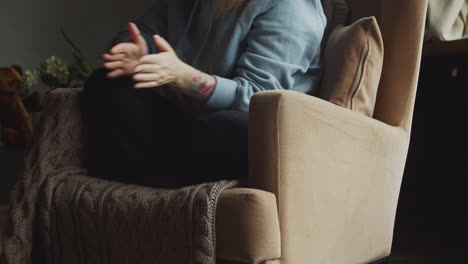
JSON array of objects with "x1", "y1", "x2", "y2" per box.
[
  {"x1": 0, "y1": 0, "x2": 153, "y2": 203},
  {"x1": 0, "y1": 0, "x2": 153, "y2": 70}
]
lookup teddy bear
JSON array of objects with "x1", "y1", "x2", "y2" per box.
[{"x1": 0, "y1": 65, "x2": 41, "y2": 148}]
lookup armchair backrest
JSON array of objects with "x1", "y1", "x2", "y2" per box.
[{"x1": 347, "y1": 0, "x2": 428, "y2": 129}]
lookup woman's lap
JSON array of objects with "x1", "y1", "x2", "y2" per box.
[
  {"x1": 83, "y1": 68, "x2": 248, "y2": 187},
  {"x1": 178, "y1": 110, "x2": 248, "y2": 185}
]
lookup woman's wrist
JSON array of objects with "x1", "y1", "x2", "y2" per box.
[{"x1": 174, "y1": 63, "x2": 217, "y2": 103}]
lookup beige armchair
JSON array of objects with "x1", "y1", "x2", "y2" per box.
[
  {"x1": 3, "y1": 0, "x2": 427, "y2": 263},
  {"x1": 216, "y1": 0, "x2": 428, "y2": 263}
]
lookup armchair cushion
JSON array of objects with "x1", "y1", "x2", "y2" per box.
[{"x1": 319, "y1": 16, "x2": 384, "y2": 116}]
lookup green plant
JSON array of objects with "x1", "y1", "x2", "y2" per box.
[{"x1": 24, "y1": 29, "x2": 94, "y2": 91}]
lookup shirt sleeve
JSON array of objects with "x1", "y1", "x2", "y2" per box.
[
  {"x1": 108, "y1": 0, "x2": 168, "y2": 54},
  {"x1": 206, "y1": 0, "x2": 326, "y2": 112}
]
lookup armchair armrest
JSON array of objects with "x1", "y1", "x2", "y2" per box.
[
  {"x1": 31, "y1": 88, "x2": 85, "y2": 169},
  {"x1": 248, "y1": 90, "x2": 410, "y2": 264}
]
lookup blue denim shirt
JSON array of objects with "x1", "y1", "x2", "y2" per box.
[{"x1": 112, "y1": 0, "x2": 326, "y2": 112}]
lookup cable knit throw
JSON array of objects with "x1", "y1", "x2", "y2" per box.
[{"x1": 0, "y1": 88, "x2": 238, "y2": 264}]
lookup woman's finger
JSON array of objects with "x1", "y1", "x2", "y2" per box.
[
  {"x1": 133, "y1": 73, "x2": 160, "y2": 82},
  {"x1": 133, "y1": 64, "x2": 162, "y2": 73},
  {"x1": 128, "y1": 22, "x2": 147, "y2": 48},
  {"x1": 102, "y1": 53, "x2": 126, "y2": 61},
  {"x1": 110, "y1": 42, "x2": 134, "y2": 55},
  {"x1": 128, "y1": 22, "x2": 142, "y2": 42},
  {"x1": 107, "y1": 69, "x2": 125, "y2": 79},
  {"x1": 139, "y1": 54, "x2": 160, "y2": 64},
  {"x1": 153, "y1": 35, "x2": 175, "y2": 53},
  {"x1": 103, "y1": 61, "x2": 124, "y2": 70},
  {"x1": 134, "y1": 81, "x2": 161, "y2": 89}
]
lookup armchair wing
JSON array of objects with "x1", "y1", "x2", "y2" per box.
[{"x1": 248, "y1": 90, "x2": 410, "y2": 264}]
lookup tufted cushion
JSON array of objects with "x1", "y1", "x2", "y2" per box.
[{"x1": 319, "y1": 16, "x2": 384, "y2": 116}]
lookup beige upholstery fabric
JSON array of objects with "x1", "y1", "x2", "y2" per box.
[
  {"x1": 216, "y1": 189, "x2": 281, "y2": 264},
  {"x1": 374, "y1": 0, "x2": 428, "y2": 128},
  {"x1": 249, "y1": 90, "x2": 408, "y2": 264},
  {"x1": 0, "y1": 1, "x2": 427, "y2": 264},
  {"x1": 427, "y1": 0, "x2": 468, "y2": 41},
  {"x1": 319, "y1": 17, "x2": 384, "y2": 116},
  {"x1": 247, "y1": 1, "x2": 428, "y2": 263}
]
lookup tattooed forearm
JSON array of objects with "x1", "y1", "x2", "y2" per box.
[{"x1": 188, "y1": 71, "x2": 217, "y2": 103}]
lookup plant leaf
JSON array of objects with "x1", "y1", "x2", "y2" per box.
[{"x1": 61, "y1": 27, "x2": 94, "y2": 77}]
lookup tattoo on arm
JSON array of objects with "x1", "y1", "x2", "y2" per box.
[{"x1": 188, "y1": 71, "x2": 217, "y2": 103}]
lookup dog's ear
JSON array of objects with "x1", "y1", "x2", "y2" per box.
[{"x1": 11, "y1": 64, "x2": 24, "y2": 77}]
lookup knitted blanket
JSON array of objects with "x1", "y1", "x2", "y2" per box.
[{"x1": 0, "y1": 88, "x2": 237, "y2": 264}]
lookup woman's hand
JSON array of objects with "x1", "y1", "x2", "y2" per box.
[
  {"x1": 133, "y1": 35, "x2": 217, "y2": 103},
  {"x1": 132, "y1": 35, "x2": 191, "y2": 89},
  {"x1": 103, "y1": 22, "x2": 148, "y2": 78}
]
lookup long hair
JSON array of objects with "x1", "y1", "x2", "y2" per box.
[{"x1": 213, "y1": 0, "x2": 245, "y2": 15}]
